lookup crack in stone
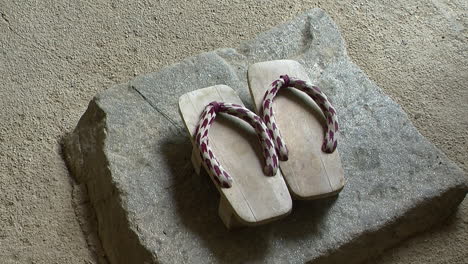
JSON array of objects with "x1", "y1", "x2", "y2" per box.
[
  {"x1": 130, "y1": 85, "x2": 184, "y2": 133},
  {"x1": 1, "y1": 11, "x2": 13, "y2": 32}
]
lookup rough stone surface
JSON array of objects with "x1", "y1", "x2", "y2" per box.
[{"x1": 63, "y1": 9, "x2": 467, "y2": 264}]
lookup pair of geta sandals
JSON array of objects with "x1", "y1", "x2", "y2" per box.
[{"x1": 179, "y1": 60, "x2": 345, "y2": 229}]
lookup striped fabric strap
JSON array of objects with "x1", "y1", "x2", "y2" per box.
[
  {"x1": 194, "y1": 102, "x2": 279, "y2": 188},
  {"x1": 261, "y1": 75, "x2": 339, "y2": 161}
]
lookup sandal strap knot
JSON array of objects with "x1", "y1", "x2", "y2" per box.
[
  {"x1": 208, "y1": 101, "x2": 222, "y2": 112},
  {"x1": 279, "y1": 75, "x2": 290, "y2": 87}
]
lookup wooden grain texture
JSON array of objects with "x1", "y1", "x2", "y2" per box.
[
  {"x1": 179, "y1": 85, "x2": 292, "y2": 228},
  {"x1": 248, "y1": 60, "x2": 345, "y2": 199}
]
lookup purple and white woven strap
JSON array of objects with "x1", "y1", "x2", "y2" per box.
[
  {"x1": 262, "y1": 75, "x2": 339, "y2": 160},
  {"x1": 194, "y1": 101, "x2": 279, "y2": 188}
]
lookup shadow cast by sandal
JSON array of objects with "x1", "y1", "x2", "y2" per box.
[
  {"x1": 160, "y1": 117, "x2": 271, "y2": 263},
  {"x1": 159, "y1": 112, "x2": 337, "y2": 262}
]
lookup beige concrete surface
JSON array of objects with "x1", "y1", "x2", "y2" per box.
[{"x1": 0, "y1": 0, "x2": 466, "y2": 263}]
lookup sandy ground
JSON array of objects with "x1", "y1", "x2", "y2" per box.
[{"x1": 0, "y1": 0, "x2": 466, "y2": 263}]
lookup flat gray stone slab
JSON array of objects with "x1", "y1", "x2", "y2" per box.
[{"x1": 63, "y1": 8, "x2": 467, "y2": 264}]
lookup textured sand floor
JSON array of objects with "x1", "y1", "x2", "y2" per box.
[{"x1": 0, "y1": 0, "x2": 466, "y2": 263}]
